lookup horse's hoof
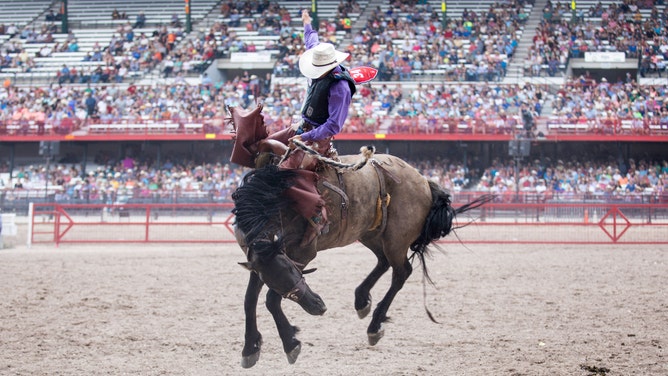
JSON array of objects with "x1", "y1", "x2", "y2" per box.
[
  {"x1": 286, "y1": 342, "x2": 302, "y2": 364},
  {"x1": 357, "y1": 301, "x2": 371, "y2": 319},
  {"x1": 368, "y1": 325, "x2": 384, "y2": 346},
  {"x1": 241, "y1": 351, "x2": 260, "y2": 368}
]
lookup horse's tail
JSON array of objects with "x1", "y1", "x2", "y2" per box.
[{"x1": 410, "y1": 181, "x2": 494, "y2": 278}]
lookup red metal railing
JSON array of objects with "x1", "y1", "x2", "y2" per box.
[
  {"x1": 28, "y1": 202, "x2": 668, "y2": 246},
  {"x1": 7, "y1": 189, "x2": 668, "y2": 206},
  {"x1": 29, "y1": 203, "x2": 237, "y2": 245},
  {"x1": 443, "y1": 202, "x2": 668, "y2": 244},
  {"x1": 3, "y1": 114, "x2": 668, "y2": 141}
]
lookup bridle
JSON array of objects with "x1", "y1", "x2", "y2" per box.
[
  {"x1": 247, "y1": 252, "x2": 313, "y2": 303},
  {"x1": 281, "y1": 277, "x2": 308, "y2": 303},
  {"x1": 247, "y1": 230, "x2": 316, "y2": 303}
]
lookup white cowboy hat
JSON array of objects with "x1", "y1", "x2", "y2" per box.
[{"x1": 299, "y1": 43, "x2": 349, "y2": 79}]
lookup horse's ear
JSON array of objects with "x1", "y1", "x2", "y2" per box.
[{"x1": 238, "y1": 261, "x2": 254, "y2": 271}]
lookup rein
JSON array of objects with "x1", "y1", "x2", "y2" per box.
[{"x1": 288, "y1": 139, "x2": 374, "y2": 171}]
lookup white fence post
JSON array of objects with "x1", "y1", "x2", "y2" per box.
[
  {"x1": 27, "y1": 203, "x2": 33, "y2": 248},
  {"x1": 0, "y1": 212, "x2": 18, "y2": 249}
]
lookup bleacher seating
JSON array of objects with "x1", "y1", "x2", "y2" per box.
[
  {"x1": 525, "y1": 0, "x2": 667, "y2": 77},
  {"x1": 0, "y1": 26, "x2": 177, "y2": 82},
  {"x1": 340, "y1": 0, "x2": 531, "y2": 82},
  {"x1": 0, "y1": 0, "x2": 222, "y2": 84},
  {"x1": 0, "y1": 0, "x2": 52, "y2": 28},
  {"x1": 64, "y1": 0, "x2": 215, "y2": 28},
  {"x1": 277, "y1": 0, "x2": 366, "y2": 26}
]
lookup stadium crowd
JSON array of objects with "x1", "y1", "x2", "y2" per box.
[
  {"x1": 176, "y1": 0, "x2": 668, "y2": 81},
  {"x1": 1, "y1": 0, "x2": 667, "y2": 137},
  {"x1": 4, "y1": 73, "x2": 668, "y2": 136},
  {"x1": 270, "y1": 0, "x2": 530, "y2": 81},
  {"x1": 127, "y1": 0, "x2": 668, "y2": 81},
  {"x1": 0, "y1": 0, "x2": 667, "y2": 207},
  {"x1": 350, "y1": 0, "x2": 529, "y2": 82},
  {"x1": 0, "y1": 76, "x2": 549, "y2": 136},
  {"x1": 2, "y1": 0, "x2": 668, "y2": 84},
  {"x1": 1, "y1": 154, "x2": 666, "y2": 204},
  {"x1": 548, "y1": 75, "x2": 668, "y2": 134},
  {"x1": 529, "y1": 0, "x2": 667, "y2": 77}
]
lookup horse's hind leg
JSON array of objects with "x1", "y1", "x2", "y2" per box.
[
  {"x1": 354, "y1": 254, "x2": 390, "y2": 319},
  {"x1": 266, "y1": 289, "x2": 302, "y2": 364},
  {"x1": 367, "y1": 258, "x2": 413, "y2": 346},
  {"x1": 241, "y1": 272, "x2": 264, "y2": 368}
]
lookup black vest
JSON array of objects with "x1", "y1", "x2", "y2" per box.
[{"x1": 301, "y1": 67, "x2": 356, "y2": 126}]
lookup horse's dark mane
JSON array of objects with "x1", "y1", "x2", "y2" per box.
[{"x1": 232, "y1": 165, "x2": 298, "y2": 249}]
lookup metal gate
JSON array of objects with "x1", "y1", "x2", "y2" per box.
[
  {"x1": 29, "y1": 203, "x2": 237, "y2": 246},
  {"x1": 28, "y1": 202, "x2": 668, "y2": 245}
]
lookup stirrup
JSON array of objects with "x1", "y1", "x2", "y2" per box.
[
  {"x1": 301, "y1": 216, "x2": 329, "y2": 247},
  {"x1": 306, "y1": 215, "x2": 324, "y2": 231}
]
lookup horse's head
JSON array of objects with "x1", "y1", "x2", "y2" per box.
[
  {"x1": 233, "y1": 165, "x2": 326, "y2": 315},
  {"x1": 239, "y1": 235, "x2": 327, "y2": 316}
]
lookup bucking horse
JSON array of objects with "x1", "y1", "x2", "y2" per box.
[{"x1": 229, "y1": 105, "x2": 493, "y2": 368}]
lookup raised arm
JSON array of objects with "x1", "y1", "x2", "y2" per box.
[{"x1": 302, "y1": 10, "x2": 319, "y2": 50}]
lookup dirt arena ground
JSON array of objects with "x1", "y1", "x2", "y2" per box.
[{"x1": 0, "y1": 240, "x2": 666, "y2": 376}]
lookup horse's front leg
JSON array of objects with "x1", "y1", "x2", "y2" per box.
[
  {"x1": 241, "y1": 272, "x2": 264, "y2": 368},
  {"x1": 266, "y1": 289, "x2": 302, "y2": 364}
]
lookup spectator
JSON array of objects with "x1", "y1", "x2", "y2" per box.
[
  {"x1": 133, "y1": 11, "x2": 146, "y2": 28},
  {"x1": 112, "y1": 9, "x2": 127, "y2": 20},
  {"x1": 163, "y1": 56, "x2": 174, "y2": 78},
  {"x1": 170, "y1": 13, "x2": 182, "y2": 28},
  {"x1": 84, "y1": 92, "x2": 97, "y2": 120},
  {"x1": 58, "y1": 65, "x2": 71, "y2": 84},
  {"x1": 68, "y1": 39, "x2": 79, "y2": 52},
  {"x1": 45, "y1": 10, "x2": 57, "y2": 22},
  {"x1": 38, "y1": 44, "x2": 53, "y2": 57},
  {"x1": 6, "y1": 23, "x2": 18, "y2": 37},
  {"x1": 201, "y1": 72, "x2": 212, "y2": 87}
]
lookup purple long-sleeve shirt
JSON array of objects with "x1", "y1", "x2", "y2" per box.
[{"x1": 300, "y1": 24, "x2": 351, "y2": 142}]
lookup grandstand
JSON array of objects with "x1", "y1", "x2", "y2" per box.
[{"x1": 0, "y1": 0, "x2": 667, "y2": 214}]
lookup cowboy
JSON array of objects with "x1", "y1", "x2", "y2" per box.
[
  {"x1": 285, "y1": 10, "x2": 356, "y2": 163},
  {"x1": 279, "y1": 10, "x2": 357, "y2": 245},
  {"x1": 229, "y1": 10, "x2": 357, "y2": 246}
]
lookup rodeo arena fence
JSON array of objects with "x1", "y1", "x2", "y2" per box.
[{"x1": 23, "y1": 192, "x2": 668, "y2": 246}]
